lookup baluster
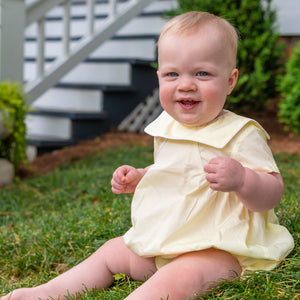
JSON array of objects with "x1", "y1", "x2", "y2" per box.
[
  {"x1": 37, "y1": 16, "x2": 45, "y2": 77},
  {"x1": 63, "y1": 0, "x2": 71, "y2": 56},
  {"x1": 110, "y1": 0, "x2": 117, "y2": 19},
  {"x1": 87, "y1": 0, "x2": 95, "y2": 35}
]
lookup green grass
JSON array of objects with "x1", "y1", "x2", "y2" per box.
[{"x1": 0, "y1": 144, "x2": 299, "y2": 299}]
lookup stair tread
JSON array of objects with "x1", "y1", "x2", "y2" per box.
[
  {"x1": 28, "y1": 110, "x2": 109, "y2": 119},
  {"x1": 25, "y1": 34, "x2": 159, "y2": 42},
  {"x1": 55, "y1": 83, "x2": 137, "y2": 92},
  {"x1": 25, "y1": 57, "x2": 156, "y2": 64},
  {"x1": 26, "y1": 136, "x2": 75, "y2": 148},
  {"x1": 27, "y1": 135, "x2": 73, "y2": 142}
]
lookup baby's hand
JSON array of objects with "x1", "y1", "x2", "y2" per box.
[
  {"x1": 204, "y1": 157, "x2": 245, "y2": 192},
  {"x1": 111, "y1": 165, "x2": 144, "y2": 194}
]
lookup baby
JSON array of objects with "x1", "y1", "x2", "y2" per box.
[{"x1": 1, "y1": 11, "x2": 294, "y2": 300}]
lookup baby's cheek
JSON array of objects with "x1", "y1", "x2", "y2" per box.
[{"x1": 159, "y1": 86, "x2": 173, "y2": 107}]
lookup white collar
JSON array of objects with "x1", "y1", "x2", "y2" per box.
[{"x1": 145, "y1": 110, "x2": 269, "y2": 149}]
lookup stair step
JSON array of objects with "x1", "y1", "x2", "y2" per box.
[
  {"x1": 25, "y1": 61, "x2": 132, "y2": 85},
  {"x1": 25, "y1": 59, "x2": 155, "y2": 92},
  {"x1": 26, "y1": 136, "x2": 76, "y2": 155},
  {"x1": 29, "y1": 109, "x2": 108, "y2": 118},
  {"x1": 26, "y1": 110, "x2": 109, "y2": 140},
  {"x1": 31, "y1": 87, "x2": 103, "y2": 113},
  {"x1": 28, "y1": 82, "x2": 139, "y2": 115},
  {"x1": 25, "y1": 37, "x2": 157, "y2": 61},
  {"x1": 27, "y1": 136, "x2": 74, "y2": 147},
  {"x1": 55, "y1": 82, "x2": 136, "y2": 92}
]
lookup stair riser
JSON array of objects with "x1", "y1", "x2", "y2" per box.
[
  {"x1": 25, "y1": 39, "x2": 157, "y2": 61},
  {"x1": 26, "y1": 114, "x2": 72, "y2": 140},
  {"x1": 25, "y1": 61, "x2": 131, "y2": 85},
  {"x1": 26, "y1": 114, "x2": 110, "y2": 140},
  {"x1": 32, "y1": 88, "x2": 103, "y2": 113}
]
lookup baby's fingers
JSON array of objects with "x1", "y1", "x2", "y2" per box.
[
  {"x1": 111, "y1": 178, "x2": 122, "y2": 193},
  {"x1": 205, "y1": 172, "x2": 217, "y2": 183},
  {"x1": 113, "y1": 166, "x2": 130, "y2": 181},
  {"x1": 203, "y1": 162, "x2": 218, "y2": 174}
]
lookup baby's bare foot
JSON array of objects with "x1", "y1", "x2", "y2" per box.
[
  {"x1": 1, "y1": 288, "x2": 30, "y2": 300},
  {"x1": 0, "y1": 286, "x2": 52, "y2": 300}
]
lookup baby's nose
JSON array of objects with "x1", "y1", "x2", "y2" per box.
[{"x1": 178, "y1": 76, "x2": 197, "y2": 91}]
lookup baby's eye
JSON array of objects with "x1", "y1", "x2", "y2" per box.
[
  {"x1": 196, "y1": 71, "x2": 208, "y2": 77},
  {"x1": 168, "y1": 72, "x2": 179, "y2": 77}
]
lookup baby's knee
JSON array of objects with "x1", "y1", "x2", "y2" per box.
[
  {"x1": 99, "y1": 237, "x2": 156, "y2": 281},
  {"x1": 176, "y1": 248, "x2": 241, "y2": 274},
  {"x1": 169, "y1": 249, "x2": 241, "y2": 295}
]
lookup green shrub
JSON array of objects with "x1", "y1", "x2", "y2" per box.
[
  {"x1": 0, "y1": 81, "x2": 28, "y2": 170},
  {"x1": 278, "y1": 41, "x2": 300, "y2": 134},
  {"x1": 169, "y1": 0, "x2": 285, "y2": 112}
]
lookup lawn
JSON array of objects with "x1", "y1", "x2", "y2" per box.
[{"x1": 0, "y1": 142, "x2": 299, "y2": 299}]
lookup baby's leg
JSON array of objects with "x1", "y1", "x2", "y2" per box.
[
  {"x1": 0, "y1": 237, "x2": 156, "y2": 300},
  {"x1": 125, "y1": 248, "x2": 242, "y2": 300}
]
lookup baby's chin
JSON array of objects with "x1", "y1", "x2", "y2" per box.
[
  {"x1": 176, "y1": 110, "x2": 224, "y2": 128},
  {"x1": 179, "y1": 116, "x2": 216, "y2": 128},
  {"x1": 186, "y1": 111, "x2": 225, "y2": 127}
]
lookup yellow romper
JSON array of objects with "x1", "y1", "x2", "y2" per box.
[{"x1": 123, "y1": 110, "x2": 294, "y2": 273}]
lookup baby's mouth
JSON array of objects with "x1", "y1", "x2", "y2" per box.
[
  {"x1": 178, "y1": 99, "x2": 199, "y2": 110},
  {"x1": 180, "y1": 100, "x2": 197, "y2": 106}
]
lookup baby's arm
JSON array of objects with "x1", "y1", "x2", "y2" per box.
[
  {"x1": 204, "y1": 157, "x2": 284, "y2": 212},
  {"x1": 111, "y1": 165, "x2": 151, "y2": 194}
]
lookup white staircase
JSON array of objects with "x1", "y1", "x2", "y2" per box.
[{"x1": 24, "y1": 0, "x2": 177, "y2": 153}]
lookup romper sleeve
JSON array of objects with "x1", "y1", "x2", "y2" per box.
[{"x1": 230, "y1": 124, "x2": 280, "y2": 174}]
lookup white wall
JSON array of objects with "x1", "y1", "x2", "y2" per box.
[{"x1": 273, "y1": 0, "x2": 300, "y2": 36}]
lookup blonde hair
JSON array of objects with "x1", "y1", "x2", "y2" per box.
[{"x1": 157, "y1": 11, "x2": 239, "y2": 67}]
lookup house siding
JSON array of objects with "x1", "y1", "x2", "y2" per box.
[{"x1": 273, "y1": 0, "x2": 300, "y2": 36}]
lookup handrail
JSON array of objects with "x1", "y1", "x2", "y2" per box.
[{"x1": 26, "y1": 0, "x2": 66, "y2": 27}]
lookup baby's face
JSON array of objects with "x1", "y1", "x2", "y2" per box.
[{"x1": 157, "y1": 28, "x2": 238, "y2": 127}]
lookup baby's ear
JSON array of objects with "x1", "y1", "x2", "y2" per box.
[
  {"x1": 156, "y1": 70, "x2": 160, "y2": 79},
  {"x1": 227, "y1": 68, "x2": 239, "y2": 95}
]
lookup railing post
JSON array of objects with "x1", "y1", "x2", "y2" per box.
[
  {"x1": 87, "y1": 0, "x2": 95, "y2": 35},
  {"x1": 37, "y1": 16, "x2": 45, "y2": 77},
  {"x1": 63, "y1": 0, "x2": 71, "y2": 56},
  {"x1": 110, "y1": 0, "x2": 117, "y2": 19},
  {"x1": 0, "y1": 0, "x2": 25, "y2": 82}
]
